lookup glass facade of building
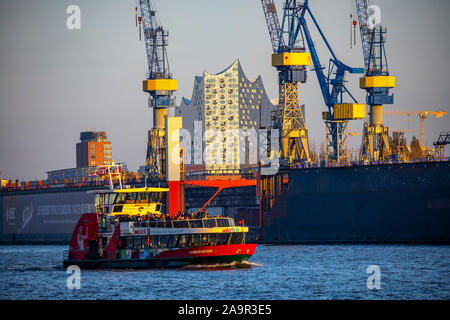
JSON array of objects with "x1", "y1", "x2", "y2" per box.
[{"x1": 178, "y1": 59, "x2": 275, "y2": 174}]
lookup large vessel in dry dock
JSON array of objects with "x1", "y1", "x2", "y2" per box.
[{"x1": 259, "y1": 160, "x2": 450, "y2": 243}]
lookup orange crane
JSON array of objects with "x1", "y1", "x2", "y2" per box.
[{"x1": 383, "y1": 110, "x2": 447, "y2": 147}]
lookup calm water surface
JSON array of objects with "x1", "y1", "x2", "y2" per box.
[{"x1": 0, "y1": 244, "x2": 449, "y2": 300}]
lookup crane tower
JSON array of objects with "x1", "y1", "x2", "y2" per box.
[
  {"x1": 261, "y1": 0, "x2": 312, "y2": 166},
  {"x1": 354, "y1": 0, "x2": 395, "y2": 162},
  {"x1": 137, "y1": 0, "x2": 177, "y2": 181}
]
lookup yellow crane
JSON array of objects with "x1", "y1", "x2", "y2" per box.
[
  {"x1": 350, "y1": 129, "x2": 416, "y2": 162},
  {"x1": 383, "y1": 110, "x2": 447, "y2": 147}
]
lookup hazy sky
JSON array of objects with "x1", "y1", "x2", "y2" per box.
[{"x1": 1, "y1": 0, "x2": 449, "y2": 180}]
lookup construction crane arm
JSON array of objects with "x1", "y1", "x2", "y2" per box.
[
  {"x1": 139, "y1": 0, "x2": 171, "y2": 79},
  {"x1": 261, "y1": 0, "x2": 285, "y2": 53},
  {"x1": 384, "y1": 110, "x2": 447, "y2": 117},
  {"x1": 299, "y1": 0, "x2": 363, "y2": 111},
  {"x1": 384, "y1": 110, "x2": 447, "y2": 147},
  {"x1": 354, "y1": 0, "x2": 390, "y2": 76},
  {"x1": 355, "y1": 0, "x2": 371, "y2": 72}
]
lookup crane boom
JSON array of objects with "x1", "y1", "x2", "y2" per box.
[
  {"x1": 355, "y1": 0, "x2": 389, "y2": 76},
  {"x1": 261, "y1": 0, "x2": 285, "y2": 53},
  {"x1": 355, "y1": 0, "x2": 371, "y2": 72}
]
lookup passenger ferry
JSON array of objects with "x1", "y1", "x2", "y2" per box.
[{"x1": 63, "y1": 166, "x2": 257, "y2": 269}]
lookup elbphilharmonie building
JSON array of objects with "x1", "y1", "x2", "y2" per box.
[{"x1": 177, "y1": 59, "x2": 276, "y2": 174}]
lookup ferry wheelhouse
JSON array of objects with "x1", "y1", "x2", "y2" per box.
[{"x1": 63, "y1": 167, "x2": 257, "y2": 269}]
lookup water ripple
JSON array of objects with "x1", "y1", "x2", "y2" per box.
[{"x1": 0, "y1": 244, "x2": 449, "y2": 299}]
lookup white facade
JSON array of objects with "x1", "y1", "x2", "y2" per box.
[{"x1": 177, "y1": 59, "x2": 275, "y2": 173}]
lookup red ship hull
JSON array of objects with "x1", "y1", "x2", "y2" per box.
[{"x1": 63, "y1": 243, "x2": 257, "y2": 269}]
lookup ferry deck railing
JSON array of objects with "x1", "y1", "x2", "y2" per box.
[{"x1": 128, "y1": 217, "x2": 236, "y2": 230}]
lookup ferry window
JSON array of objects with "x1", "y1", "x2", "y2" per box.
[
  {"x1": 177, "y1": 234, "x2": 189, "y2": 248},
  {"x1": 210, "y1": 234, "x2": 217, "y2": 245},
  {"x1": 216, "y1": 233, "x2": 229, "y2": 245},
  {"x1": 136, "y1": 193, "x2": 146, "y2": 203},
  {"x1": 149, "y1": 236, "x2": 158, "y2": 248},
  {"x1": 126, "y1": 237, "x2": 133, "y2": 249},
  {"x1": 168, "y1": 235, "x2": 178, "y2": 248},
  {"x1": 115, "y1": 193, "x2": 126, "y2": 204},
  {"x1": 158, "y1": 235, "x2": 170, "y2": 248},
  {"x1": 109, "y1": 194, "x2": 117, "y2": 207},
  {"x1": 217, "y1": 219, "x2": 229, "y2": 227},
  {"x1": 200, "y1": 234, "x2": 209, "y2": 246},
  {"x1": 134, "y1": 237, "x2": 142, "y2": 249},
  {"x1": 142, "y1": 236, "x2": 149, "y2": 249},
  {"x1": 191, "y1": 234, "x2": 201, "y2": 247},
  {"x1": 155, "y1": 204, "x2": 162, "y2": 212},
  {"x1": 125, "y1": 193, "x2": 135, "y2": 203},
  {"x1": 113, "y1": 205, "x2": 123, "y2": 213},
  {"x1": 231, "y1": 233, "x2": 244, "y2": 244},
  {"x1": 203, "y1": 219, "x2": 217, "y2": 228}
]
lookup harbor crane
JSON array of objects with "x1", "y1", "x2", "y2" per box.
[
  {"x1": 298, "y1": 0, "x2": 365, "y2": 164},
  {"x1": 354, "y1": 0, "x2": 395, "y2": 162},
  {"x1": 383, "y1": 110, "x2": 447, "y2": 147},
  {"x1": 434, "y1": 132, "x2": 450, "y2": 159},
  {"x1": 137, "y1": 0, "x2": 177, "y2": 181},
  {"x1": 261, "y1": 0, "x2": 312, "y2": 165}
]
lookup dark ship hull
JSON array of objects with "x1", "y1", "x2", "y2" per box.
[{"x1": 260, "y1": 161, "x2": 450, "y2": 243}]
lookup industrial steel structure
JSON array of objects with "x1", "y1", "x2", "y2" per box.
[
  {"x1": 261, "y1": 0, "x2": 311, "y2": 165},
  {"x1": 354, "y1": 0, "x2": 395, "y2": 162},
  {"x1": 298, "y1": 0, "x2": 365, "y2": 164},
  {"x1": 434, "y1": 132, "x2": 450, "y2": 160},
  {"x1": 138, "y1": 0, "x2": 178, "y2": 181},
  {"x1": 384, "y1": 110, "x2": 447, "y2": 147}
]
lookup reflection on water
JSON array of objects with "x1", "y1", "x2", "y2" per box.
[
  {"x1": 180, "y1": 261, "x2": 259, "y2": 271},
  {"x1": 0, "y1": 244, "x2": 449, "y2": 300}
]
